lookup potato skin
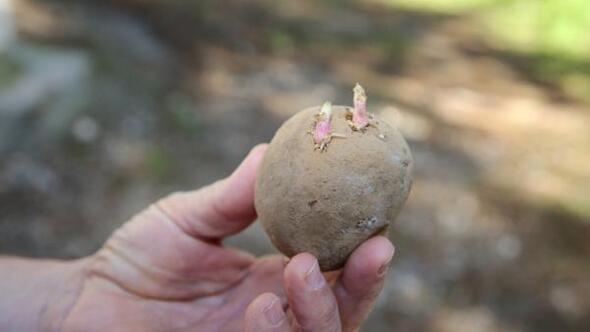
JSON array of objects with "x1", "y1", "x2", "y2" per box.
[{"x1": 255, "y1": 105, "x2": 413, "y2": 271}]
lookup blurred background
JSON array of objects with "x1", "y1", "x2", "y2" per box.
[{"x1": 1, "y1": 0, "x2": 589, "y2": 330}]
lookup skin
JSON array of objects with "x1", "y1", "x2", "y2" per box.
[{"x1": 0, "y1": 144, "x2": 395, "y2": 332}]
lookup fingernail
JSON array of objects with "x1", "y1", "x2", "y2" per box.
[
  {"x1": 264, "y1": 299, "x2": 285, "y2": 326},
  {"x1": 305, "y1": 259, "x2": 325, "y2": 289},
  {"x1": 378, "y1": 246, "x2": 395, "y2": 277}
]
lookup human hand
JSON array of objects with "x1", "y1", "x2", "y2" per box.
[{"x1": 57, "y1": 144, "x2": 394, "y2": 332}]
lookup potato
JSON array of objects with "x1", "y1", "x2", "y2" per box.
[{"x1": 255, "y1": 85, "x2": 413, "y2": 271}]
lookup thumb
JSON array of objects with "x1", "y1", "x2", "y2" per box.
[{"x1": 156, "y1": 144, "x2": 268, "y2": 240}]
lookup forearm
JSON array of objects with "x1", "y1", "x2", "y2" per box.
[{"x1": 0, "y1": 257, "x2": 87, "y2": 332}]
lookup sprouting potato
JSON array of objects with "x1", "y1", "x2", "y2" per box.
[{"x1": 255, "y1": 84, "x2": 413, "y2": 271}]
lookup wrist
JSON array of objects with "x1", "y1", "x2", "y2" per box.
[{"x1": 0, "y1": 257, "x2": 89, "y2": 332}]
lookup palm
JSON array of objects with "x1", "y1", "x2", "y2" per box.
[
  {"x1": 63, "y1": 247, "x2": 286, "y2": 331},
  {"x1": 60, "y1": 145, "x2": 393, "y2": 332}
]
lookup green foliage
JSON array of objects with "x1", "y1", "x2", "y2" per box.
[
  {"x1": 145, "y1": 146, "x2": 173, "y2": 180},
  {"x1": 484, "y1": 0, "x2": 590, "y2": 59},
  {"x1": 389, "y1": 0, "x2": 590, "y2": 59},
  {"x1": 166, "y1": 92, "x2": 201, "y2": 133},
  {"x1": 387, "y1": 0, "x2": 497, "y2": 13},
  {"x1": 0, "y1": 54, "x2": 22, "y2": 88},
  {"x1": 526, "y1": 53, "x2": 590, "y2": 103},
  {"x1": 269, "y1": 29, "x2": 295, "y2": 55}
]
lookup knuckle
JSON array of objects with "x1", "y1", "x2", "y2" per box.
[
  {"x1": 159, "y1": 191, "x2": 186, "y2": 205},
  {"x1": 301, "y1": 297, "x2": 340, "y2": 331}
]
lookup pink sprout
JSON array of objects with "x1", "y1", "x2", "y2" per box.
[
  {"x1": 352, "y1": 83, "x2": 369, "y2": 129},
  {"x1": 313, "y1": 102, "x2": 332, "y2": 144}
]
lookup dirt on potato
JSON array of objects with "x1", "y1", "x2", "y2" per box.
[{"x1": 255, "y1": 104, "x2": 413, "y2": 270}]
